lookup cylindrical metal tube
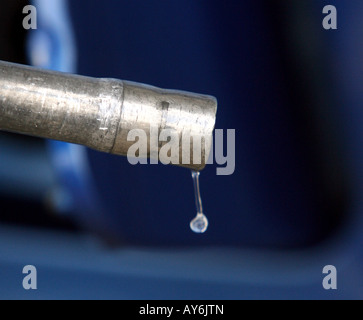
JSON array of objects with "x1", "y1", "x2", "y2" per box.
[{"x1": 0, "y1": 60, "x2": 217, "y2": 170}]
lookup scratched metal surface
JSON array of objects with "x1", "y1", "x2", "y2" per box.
[{"x1": 0, "y1": 61, "x2": 217, "y2": 171}]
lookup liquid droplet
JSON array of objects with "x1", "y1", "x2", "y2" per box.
[
  {"x1": 190, "y1": 213, "x2": 209, "y2": 234},
  {"x1": 190, "y1": 171, "x2": 208, "y2": 233}
]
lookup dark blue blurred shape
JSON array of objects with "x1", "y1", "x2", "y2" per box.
[{"x1": 61, "y1": 0, "x2": 347, "y2": 247}]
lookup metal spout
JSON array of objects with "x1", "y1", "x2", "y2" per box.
[{"x1": 0, "y1": 60, "x2": 217, "y2": 171}]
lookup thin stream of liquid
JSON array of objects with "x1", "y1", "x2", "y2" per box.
[
  {"x1": 192, "y1": 171, "x2": 203, "y2": 214},
  {"x1": 190, "y1": 171, "x2": 209, "y2": 233}
]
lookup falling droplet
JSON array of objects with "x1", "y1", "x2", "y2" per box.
[
  {"x1": 190, "y1": 171, "x2": 208, "y2": 233},
  {"x1": 190, "y1": 212, "x2": 209, "y2": 234}
]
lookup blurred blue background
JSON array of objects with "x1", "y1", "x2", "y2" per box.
[{"x1": 0, "y1": 0, "x2": 362, "y2": 299}]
